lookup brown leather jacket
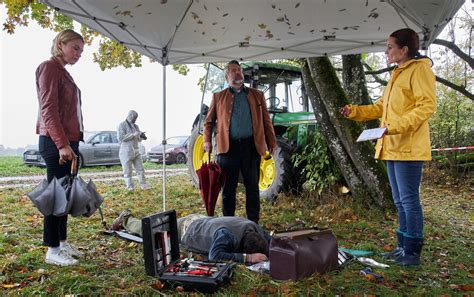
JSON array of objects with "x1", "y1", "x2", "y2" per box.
[
  {"x1": 36, "y1": 57, "x2": 83, "y2": 149},
  {"x1": 204, "y1": 87, "x2": 276, "y2": 156}
]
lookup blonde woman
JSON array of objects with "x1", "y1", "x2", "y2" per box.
[{"x1": 36, "y1": 29, "x2": 85, "y2": 266}]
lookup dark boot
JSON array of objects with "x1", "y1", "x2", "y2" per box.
[
  {"x1": 381, "y1": 230, "x2": 404, "y2": 260},
  {"x1": 395, "y1": 236, "x2": 423, "y2": 266}
]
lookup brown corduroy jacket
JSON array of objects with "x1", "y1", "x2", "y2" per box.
[{"x1": 203, "y1": 86, "x2": 276, "y2": 156}]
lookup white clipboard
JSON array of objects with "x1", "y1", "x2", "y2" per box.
[{"x1": 356, "y1": 127, "x2": 387, "y2": 142}]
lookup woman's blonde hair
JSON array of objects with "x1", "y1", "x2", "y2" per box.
[{"x1": 51, "y1": 29, "x2": 84, "y2": 57}]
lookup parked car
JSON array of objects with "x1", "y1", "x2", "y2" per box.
[
  {"x1": 23, "y1": 131, "x2": 146, "y2": 168},
  {"x1": 147, "y1": 136, "x2": 189, "y2": 164}
]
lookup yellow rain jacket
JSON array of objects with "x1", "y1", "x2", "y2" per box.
[{"x1": 347, "y1": 58, "x2": 436, "y2": 161}]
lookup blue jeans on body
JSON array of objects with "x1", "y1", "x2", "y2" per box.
[
  {"x1": 386, "y1": 160, "x2": 424, "y2": 238},
  {"x1": 39, "y1": 136, "x2": 79, "y2": 247}
]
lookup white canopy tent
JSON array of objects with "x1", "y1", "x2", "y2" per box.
[{"x1": 41, "y1": 0, "x2": 464, "y2": 210}]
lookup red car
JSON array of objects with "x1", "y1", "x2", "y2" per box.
[{"x1": 147, "y1": 136, "x2": 189, "y2": 164}]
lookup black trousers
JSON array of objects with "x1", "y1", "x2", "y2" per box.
[
  {"x1": 217, "y1": 137, "x2": 261, "y2": 224},
  {"x1": 39, "y1": 136, "x2": 79, "y2": 247}
]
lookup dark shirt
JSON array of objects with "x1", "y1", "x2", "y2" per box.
[
  {"x1": 208, "y1": 228, "x2": 245, "y2": 262},
  {"x1": 229, "y1": 87, "x2": 253, "y2": 140}
]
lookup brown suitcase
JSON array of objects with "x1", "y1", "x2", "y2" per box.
[{"x1": 269, "y1": 229, "x2": 338, "y2": 280}]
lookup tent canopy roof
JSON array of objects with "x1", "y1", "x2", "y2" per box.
[{"x1": 42, "y1": 0, "x2": 463, "y2": 65}]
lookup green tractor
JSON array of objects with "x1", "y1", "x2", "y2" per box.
[{"x1": 187, "y1": 62, "x2": 317, "y2": 201}]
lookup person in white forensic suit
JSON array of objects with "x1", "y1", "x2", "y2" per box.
[{"x1": 117, "y1": 110, "x2": 150, "y2": 190}]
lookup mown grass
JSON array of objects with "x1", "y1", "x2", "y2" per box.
[
  {"x1": 0, "y1": 165, "x2": 472, "y2": 295},
  {"x1": 0, "y1": 156, "x2": 185, "y2": 177}
]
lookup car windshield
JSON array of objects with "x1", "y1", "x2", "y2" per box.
[
  {"x1": 168, "y1": 136, "x2": 188, "y2": 146},
  {"x1": 84, "y1": 131, "x2": 96, "y2": 143}
]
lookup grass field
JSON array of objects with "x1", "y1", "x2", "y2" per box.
[
  {"x1": 0, "y1": 156, "x2": 185, "y2": 177},
  {"x1": 0, "y1": 158, "x2": 472, "y2": 295}
]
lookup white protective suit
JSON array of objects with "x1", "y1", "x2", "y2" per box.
[{"x1": 117, "y1": 110, "x2": 150, "y2": 190}]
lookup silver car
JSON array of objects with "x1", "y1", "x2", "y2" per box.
[{"x1": 23, "y1": 131, "x2": 146, "y2": 168}]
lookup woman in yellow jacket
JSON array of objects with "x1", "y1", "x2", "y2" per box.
[{"x1": 341, "y1": 28, "x2": 436, "y2": 266}]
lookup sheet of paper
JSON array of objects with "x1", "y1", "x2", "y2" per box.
[{"x1": 356, "y1": 127, "x2": 387, "y2": 142}]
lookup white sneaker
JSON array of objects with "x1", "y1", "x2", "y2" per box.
[
  {"x1": 61, "y1": 242, "x2": 83, "y2": 258},
  {"x1": 45, "y1": 250, "x2": 78, "y2": 266}
]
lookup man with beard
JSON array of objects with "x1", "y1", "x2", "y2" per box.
[{"x1": 203, "y1": 60, "x2": 276, "y2": 224}]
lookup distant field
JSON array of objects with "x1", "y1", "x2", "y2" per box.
[{"x1": 0, "y1": 156, "x2": 186, "y2": 177}]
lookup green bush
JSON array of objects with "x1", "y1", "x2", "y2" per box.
[{"x1": 292, "y1": 130, "x2": 342, "y2": 194}]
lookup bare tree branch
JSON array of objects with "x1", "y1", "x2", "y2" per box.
[
  {"x1": 363, "y1": 63, "x2": 388, "y2": 86},
  {"x1": 436, "y1": 76, "x2": 474, "y2": 101},
  {"x1": 433, "y1": 38, "x2": 474, "y2": 69},
  {"x1": 364, "y1": 65, "x2": 394, "y2": 75},
  {"x1": 362, "y1": 63, "x2": 473, "y2": 100}
]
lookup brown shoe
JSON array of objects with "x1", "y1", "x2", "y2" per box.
[{"x1": 111, "y1": 209, "x2": 131, "y2": 231}]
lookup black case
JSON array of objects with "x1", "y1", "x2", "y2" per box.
[{"x1": 142, "y1": 210, "x2": 235, "y2": 293}]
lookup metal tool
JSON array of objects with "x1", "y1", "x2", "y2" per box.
[{"x1": 360, "y1": 267, "x2": 384, "y2": 280}]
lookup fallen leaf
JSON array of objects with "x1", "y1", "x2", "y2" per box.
[
  {"x1": 456, "y1": 263, "x2": 466, "y2": 270},
  {"x1": 176, "y1": 286, "x2": 184, "y2": 292},
  {"x1": 151, "y1": 281, "x2": 164, "y2": 290},
  {"x1": 266, "y1": 286, "x2": 277, "y2": 294},
  {"x1": 460, "y1": 284, "x2": 474, "y2": 292},
  {"x1": 2, "y1": 283, "x2": 21, "y2": 289},
  {"x1": 280, "y1": 284, "x2": 291, "y2": 293}
]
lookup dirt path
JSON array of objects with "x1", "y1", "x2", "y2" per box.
[{"x1": 0, "y1": 168, "x2": 188, "y2": 189}]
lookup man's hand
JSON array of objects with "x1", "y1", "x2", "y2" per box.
[
  {"x1": 247, "y1": 253, "x2": 268, "y2": 264},
  {"x1": 203, "y1": 141, "x2": 212, "y2": 153},
  {"x1": 59, "y1": 145, "x2": 76, "y2": 165}
]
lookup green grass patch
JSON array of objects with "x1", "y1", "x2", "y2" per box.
[
  {"x1": 0, "y1": 156, "x2": 186, "y2": 177},
  {"x1": 0, "y1": 168, "x2": 472, "y2": 295}
]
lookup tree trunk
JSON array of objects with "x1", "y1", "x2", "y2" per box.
[
  {"x1": 302, "y1": 57, "x2": 392, "y2": 208},
  {"x1": 342, "y1": 54, "x2": 379, "y2": 129}
]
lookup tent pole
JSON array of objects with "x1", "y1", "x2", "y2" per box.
[{"x1": 162, "y1": 65, "x2": 167, "y2": 211}]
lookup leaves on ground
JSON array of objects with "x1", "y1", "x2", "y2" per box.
[{"x1": 0, "y1": 166, "x2": 472, "y2": 295}]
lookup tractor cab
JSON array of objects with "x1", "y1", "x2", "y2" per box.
[{"x1": 242, "y1": 62, "x2": 311, "y2": 114}]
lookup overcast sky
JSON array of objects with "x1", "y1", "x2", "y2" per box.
[
  {"x1": 0, "y1": 7, "x2": 206, "y2": 150},
  {"x1": 1, "y1": 3, "x2": 471, "y2": 150}
]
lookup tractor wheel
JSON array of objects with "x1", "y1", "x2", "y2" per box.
[
  {"x1": 259, "y1": 137, "x2": 296, "y2": 202},
  {"x1": 187, "y1": 126, "x2": 213, "y2": 187}
]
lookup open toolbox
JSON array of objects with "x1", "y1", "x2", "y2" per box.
[{"x1": 142, "y1": 210, "x2": 235, "y2": 293}]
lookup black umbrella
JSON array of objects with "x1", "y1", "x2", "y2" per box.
[
  {"x1": 27, "y1": 157, "x2": 103, "y2": 217},
  {"x1": 27, "y1": 178, "x2": 65, "y2": 216}
]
